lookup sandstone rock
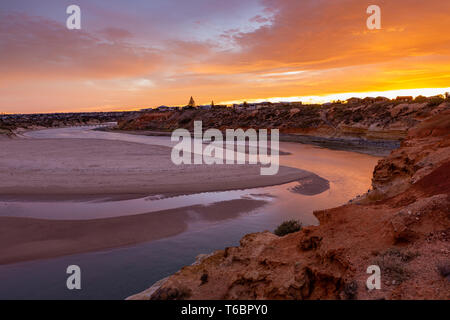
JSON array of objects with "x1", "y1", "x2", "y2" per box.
[
  {"x1": 299, "y1": 235, "x2": 322, "y2": 251},
  {"x1": 129, "y1": 110, "x2": 450, "y2": 300}
]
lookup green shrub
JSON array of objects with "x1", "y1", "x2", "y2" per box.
[{"x1": 274, "y1": 220, "x2": 302, "y2": 236}]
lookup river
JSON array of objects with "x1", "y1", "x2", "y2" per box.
[{"x1": 0, "y1": 126, "x2": 380, "y2": 299}]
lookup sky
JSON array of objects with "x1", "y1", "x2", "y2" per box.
[{"x1": 1, "y1": 0, "x2": 450, "y2": 113}]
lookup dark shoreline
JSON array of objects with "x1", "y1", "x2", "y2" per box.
[
  {"x1": 279, "y1": 133, "x2": 400, "y2": 157},
  {"x1": 100, "y1": 127, "x2": 400, "y2": 157}
]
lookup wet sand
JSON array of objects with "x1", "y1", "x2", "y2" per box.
[
  {"x1": 0, "y1": 139, "x2": 310, "y2": 198},
  {"x1": 0, "y1": 132, "x2": 332, "y2": 264},
  {"x1": 289, "y1": 174, "x2": 330, "y2": 195},
  {"x1": 0, "y1": 199, "x2": 268, "y2": 265}
]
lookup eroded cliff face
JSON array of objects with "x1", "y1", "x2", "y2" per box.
[
  {"x1": 118, "y1": 101, "x2": 449, "y2": 141},
  {"x1": 129, "y1": 110, "x2": 450, "y2": 300}
]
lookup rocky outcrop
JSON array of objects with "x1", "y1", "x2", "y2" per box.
[
  {"x1": 118, "y1": 101, "x2": 450, "y2": 142},
  {"x1": 370, "y1": 110, "x2": 450, "y2": 199},
  {"x1": 131, "y1": 111, "x2": 450, "y2": 300}
]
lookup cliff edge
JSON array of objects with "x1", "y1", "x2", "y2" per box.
[{"x1": 129, "y1": 109, "x2": 450, "y2": 300}]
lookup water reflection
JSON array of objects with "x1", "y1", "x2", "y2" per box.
[{"x1": 0, "y1": 127, "x2": 381, "y2": 299}]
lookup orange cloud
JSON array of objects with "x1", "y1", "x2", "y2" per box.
[
  {"x1": 1, "y1": 0, "x2": 450, "y2": 113},
  {"x1": 0, "y1": 13, "x2": 163, "y2": 83}
]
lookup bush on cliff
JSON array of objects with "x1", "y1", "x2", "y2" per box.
[{"x1": 274, "y1": 220, "x2": 302, "y2": 236}]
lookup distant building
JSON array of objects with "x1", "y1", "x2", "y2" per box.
[
  {"x1": 256, "y1": 102, "x2": 272, "y2": 108},
  {"x1": 396, "y1": 96, "x2": 413, "y2": 102},
  {"x1": 278, "y1": 101, "x2": 292, "y2": 106},
  {"x1": 212, "y1": 104, "x2": 227, "y2": 109},
  {"x1": 232, "y1": 102, "x2": 272, "y2": 110}
]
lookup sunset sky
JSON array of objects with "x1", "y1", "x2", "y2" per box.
[{"x1": 1, "y1": 0, "x2": 450, "y2": 113}]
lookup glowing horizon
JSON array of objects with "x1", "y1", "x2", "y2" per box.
[
  {"x1": 1, "y1": 1, "x2": 450, "y2": 113},
  {"x1": 221, "y1": 87, "x2": 450, "y2": 106}
]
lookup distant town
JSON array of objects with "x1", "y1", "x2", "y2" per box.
[
  {"x1": 1, "y1": 93, "x2": 449, "y2": 132},
  {"x1": 143, "y1": 93, "x2": 450, "y2": 112}
]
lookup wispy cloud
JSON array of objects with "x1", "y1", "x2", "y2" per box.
[{"x1": 1, "y1": 0, "x2": 450, "y2": 112}]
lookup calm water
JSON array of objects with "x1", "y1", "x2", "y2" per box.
[{"x1": 0, "y1": 127, "x2": 380, "y2": 299}]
